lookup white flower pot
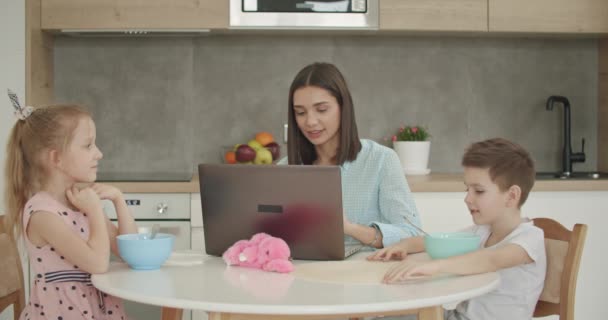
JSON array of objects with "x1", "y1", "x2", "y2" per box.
[{"x1": 393, "y1": 141, "x2": 431, "y2": 175}]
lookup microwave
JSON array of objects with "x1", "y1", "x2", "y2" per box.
[{"x1": 229, "y1": 0, "x2": 378, "y2": 30}]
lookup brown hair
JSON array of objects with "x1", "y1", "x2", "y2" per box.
[
  {"x1": 287, "y1": 62, "x2": 361, "y2": 165},
  {"x1": 4, "y1": 104, "x2": 91, "y2": 240},
  {"x1": 462, "y1": 138, "x2": 535, "y2": 207}
]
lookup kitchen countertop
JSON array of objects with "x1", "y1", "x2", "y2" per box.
[{"x1": 106, "y1": 173, "x2": 608, "y2": 193}]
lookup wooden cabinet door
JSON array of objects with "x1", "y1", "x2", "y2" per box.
[
  {"x1": 41, "y1": 0, "x2": 228, "y2": 30},
  {"x1": 600, "y1": 41, "x2": 608, "y2": 172},
  {"x1": 489, "y1": 0, "x2": 608, "y2": 33},
  {"x1": 380, "y1": 0, "x2": 487, "y2": 32}
]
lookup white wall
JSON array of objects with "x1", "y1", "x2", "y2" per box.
[
  {"x1": 1, "y1": 0, "x2": 25, "y2": 211},
  {"x1": 0, "y1": 1, "x2": 25, "y2": 319}
]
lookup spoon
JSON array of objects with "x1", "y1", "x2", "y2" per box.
[
  {"x1": 149, "y1": 224, "x2": 160, "y2": 240},
  {"x1": 403, "y1": 215, "x2": 431, "y2": 236}
]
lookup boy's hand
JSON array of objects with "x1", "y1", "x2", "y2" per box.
[
  {"x1": 66, "y1": 185, "x2": 102, "y2": 215},
  {"x1": 367, "y1": 241, "x2": 409, "y2": 261},
  {"x1": 91, "y1": 183, "x2": 124, "y2": 203},
  {"x1": 383, "y1": 260, "x2": 441, "y2": 284}
]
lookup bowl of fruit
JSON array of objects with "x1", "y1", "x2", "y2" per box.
[{"x1": 222, "y1": 131, "x2": 281, "y2": 165}]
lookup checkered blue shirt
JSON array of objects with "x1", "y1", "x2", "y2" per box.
[{"x1": 279, "y1": 139, "x2": 422, "y2": 247}]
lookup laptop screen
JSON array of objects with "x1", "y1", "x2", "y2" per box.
[{"x1": 198, "y1": 164, "x2": 346, "y2": 260}]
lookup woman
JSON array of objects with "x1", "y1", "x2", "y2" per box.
[{"x1": 280, "y1": 62, "x2": 422, "y2": 249}]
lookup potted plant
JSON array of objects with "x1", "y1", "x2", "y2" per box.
[{"x1": 391, "y1": 125, "x2": 431, "y2": 175}]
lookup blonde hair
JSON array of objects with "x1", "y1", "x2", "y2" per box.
[{"x1": 4, "y1": 104, "x2": 91, "y2": 240}]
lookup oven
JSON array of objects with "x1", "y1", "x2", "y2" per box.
[
  {"x1": 103, "y1": 193, "x2": 191, "y2": 320},
  {"x1": 230, "y1": 0, "x2": 378, "y2": 29}
]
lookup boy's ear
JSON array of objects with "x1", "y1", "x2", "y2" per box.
[{"x1": 506, "y1": 185, "x2": 522, "y2": 208}]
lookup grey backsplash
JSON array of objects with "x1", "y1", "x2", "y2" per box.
[{"x1": 54, "y1": 35, "x2": 598, "y2": 179}]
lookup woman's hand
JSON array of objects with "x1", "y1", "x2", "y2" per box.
[
  {"x1": 66, "y1": 185, "x2": 102, "y2": 215},
  {"x1": 383, "y1": 260, "x2": 441, "y2": 284},
  {"x1": 367, "y1": 241, "x2": 410, "y2": 261},
  {"x1": 91, "y1": 183, "x2": 124, "y2": 203},
  {"x1": 343, "y1": 216, "x2": 354, "y2": 235}
]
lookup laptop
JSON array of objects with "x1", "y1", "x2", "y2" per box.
[{"x1": 198, "y1": 164, "x2": 363, "y2": 260}]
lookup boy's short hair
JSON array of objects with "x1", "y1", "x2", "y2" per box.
[{"x1": 462, "y1": 138, "x2": 535, "y2": 207}]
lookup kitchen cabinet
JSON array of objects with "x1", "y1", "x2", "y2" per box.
[
  {"x1": 415, "y1": 191, "x2": 608, "y2": 320},
  {"x1": 489, "y1": 0, "x2": 608, "y2": 33},
  {"x1": 41, "y1": 0, "x2": 228, "y2": 30},
  {"x1": 379, "y1": 0, "x2": 487, "y2": 32},
  {"x1": 600, "y1": 40, "x2": 608, "y2": 172}
]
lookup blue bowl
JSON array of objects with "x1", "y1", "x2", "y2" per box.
[
  {"x1": 117, "y1": 233, "x2": 175, "y2": 270},
  {"x1": 424, "y1": 232, "x2": 480, "y2": 259}
]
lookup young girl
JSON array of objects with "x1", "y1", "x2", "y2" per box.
[{"x1": 4, "y1": 91, "x2": 138, "y2": 320}]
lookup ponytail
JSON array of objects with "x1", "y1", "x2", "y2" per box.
[{"x1": 4, "y1": 123, "x2": 30, "y2": 240}]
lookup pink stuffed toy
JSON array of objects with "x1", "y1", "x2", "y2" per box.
[{"x1": 222, "y1": 233, "x2": 294, "y2": 273}]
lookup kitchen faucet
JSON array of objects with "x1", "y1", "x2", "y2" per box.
[{"x1": 546, "y1": 95, "x2": 585, "y2": 175}]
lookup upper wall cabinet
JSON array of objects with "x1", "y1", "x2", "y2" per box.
[
  {"x1": 379, "y1": 0, "x2": 488, "y2": 32},
  {"x1": 41, "y1": 0, "x2": 228, "y2": 30},
  {"x1": 489, "y1": 0, "x2": 608, "y2": 33}
]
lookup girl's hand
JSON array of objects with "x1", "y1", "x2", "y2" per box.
[
  {"x1": 91, "y1": 183, "x2": 123, "y2": 203},
  {"x1": 66, "y1": 185, "x2": 102, "y2": 214},
  {"x1": 383, "y1": 260, "x2": 441, "y2": 284},
  {"x1": 367, "y1": 241, "x2": 409, "y2": 261}
]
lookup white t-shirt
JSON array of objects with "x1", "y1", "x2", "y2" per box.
[{"x1": 448, "y1": 219, "x2": 546, "y2": 320}]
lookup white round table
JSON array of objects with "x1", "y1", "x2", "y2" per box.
[{"x1": 92, "y1": 253, "x2": 499, "y2": 320}]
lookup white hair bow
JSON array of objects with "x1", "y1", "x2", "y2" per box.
[{"x1": 7, "y1": 89, "x2": 34, "y2": 120}]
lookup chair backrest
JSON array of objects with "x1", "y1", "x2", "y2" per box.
[
  {"x1": 0, "y1": 215, "x2": 26, "y2": 320},
  {"x1": 533, "y1": 217, "x2": 588, "y2": 320}
]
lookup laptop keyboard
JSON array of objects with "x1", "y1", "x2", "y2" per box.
[{"x1": 345, "y1": 244, "x2": 364, "y2": 257}]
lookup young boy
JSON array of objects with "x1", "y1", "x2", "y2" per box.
[{"x1": 368, "y1": 138, "x2": 546, "y2": 320}]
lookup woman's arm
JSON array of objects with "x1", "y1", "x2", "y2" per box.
[
  {"x1": 375, "y1": 151, "x2": 422, "y2": 246},
  {"x1": 344, "y1": 220, "x2": 383, "y2": 248},
  {"x1": 343, "y1": 148, "x2": 421, "y2": 247}
]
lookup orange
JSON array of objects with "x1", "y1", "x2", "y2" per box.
[
  {"x1": 224, "y1": 151, "x2": 237, "y2": 164},
  {"x1": 255, "y1": 132, "x2": 274, "y2": 146}
]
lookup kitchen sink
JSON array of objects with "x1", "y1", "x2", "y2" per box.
[{"x1": 535, "y1": 171, "x2": 608, "y2": 180}]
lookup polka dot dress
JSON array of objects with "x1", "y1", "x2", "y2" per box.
[{"x1": 20, "y1": 192, "x2": 128, "y2": 320}]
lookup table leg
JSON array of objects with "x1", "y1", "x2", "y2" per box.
[
  {"x1": 418, "y1": 306, "x2": 444, "y2": 320},
  {"x1": 161, "y1": 307, "x2": 183, "y2": 320}
]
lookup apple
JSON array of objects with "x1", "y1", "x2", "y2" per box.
[
  {"x1": 235, "y1": 144, "x2": 256, "y2": 163},
  {"x1": 264, "y1": 142, "x2": 280, "y2": 161},
  {"x1": 253, "y1": 147, "x2": 273, "y2": 165},
  {"x1": 247, "y1": 139, "x2": 264, "y2": 151}
]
